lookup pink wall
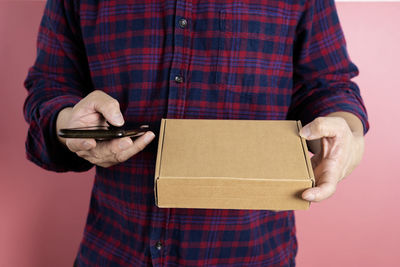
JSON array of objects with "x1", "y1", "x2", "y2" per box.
[
  {"x1": 296, "y1": 3, "x2": 400, "y2": 267},
  {"x1": 0, "y1": 1, "x2": 398, "y2": 267},
  {"x1": 0, "y1": 3, "x2": 94, "y2": 267}
]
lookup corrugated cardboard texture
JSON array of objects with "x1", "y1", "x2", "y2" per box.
[{"x1": 155, "y1": 119, "x2": 314, "y2": 210}]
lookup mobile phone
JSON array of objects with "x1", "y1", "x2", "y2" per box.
[{"x1": 58, "y1": 124, "x2": 150, "y2": 140}]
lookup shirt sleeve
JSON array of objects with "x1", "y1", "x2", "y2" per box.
[
  {"x1": 287, "y1": 0, "x2": 369, "y2": 134},
  {"x1": 23, "y1": 0, "x2": 93, "y2": 172}
]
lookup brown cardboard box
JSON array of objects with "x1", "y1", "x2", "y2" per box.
[{"x1": 154, "y1": 119, "x2": 315, "y2": 210}]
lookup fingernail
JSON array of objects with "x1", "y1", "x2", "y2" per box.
[
  {"x1": 143, "y1": 132, "x2": 155, "y2": 144},
  {"x1": 113, "y1": 113, "x2": 124, "y2": 125},
  {"x1": 303, "y1": 192, "x2": 315, "y2": 201},
  {"x1": 119, "y1": 139, "x2": 131, "y2": 150},
  {"x1": 300, "y1": 127, "x2": 310, "y2": 138}
]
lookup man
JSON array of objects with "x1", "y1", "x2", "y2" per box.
[{"x1": 24, "y1": 0, "x2": 368, "y2": 266}]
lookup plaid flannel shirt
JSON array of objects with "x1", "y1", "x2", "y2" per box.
[{"x1": 24, "y1": 0, "x2": 368, "y2": 266}]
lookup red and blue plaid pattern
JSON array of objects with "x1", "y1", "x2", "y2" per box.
[{"x1": 24, "y1": 0, "x2": 368, "y2": 266}]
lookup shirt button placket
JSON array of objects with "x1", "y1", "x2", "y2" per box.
[{"x1": 174, "y1": 17, "x2": 187, "y2": 87}]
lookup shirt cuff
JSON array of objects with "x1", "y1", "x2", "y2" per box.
[
  {"x1": 295, "y1": 88, "x2": 369, "y2": 135},
  {"x1": 26, "y1": 95, "x2": 93, "y2": 172}
]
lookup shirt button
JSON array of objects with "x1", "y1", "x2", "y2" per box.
[
  {"x1": 178, "y1": 18, "x2": 188, "y2": 28},
  {"x1": 155, "y1": 241, "x2": 163, "y2": 251},
  {"x1": 174, "y1": 75, "x2": 183, "y2": 83}
]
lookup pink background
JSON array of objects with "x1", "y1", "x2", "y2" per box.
[{"x1": 0, "y1": 1, "x2": 399, "y2": 266}]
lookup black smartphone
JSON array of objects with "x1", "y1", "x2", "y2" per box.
[{"x1": 58, "y1": 124, "x2": 150, "y2": 140}]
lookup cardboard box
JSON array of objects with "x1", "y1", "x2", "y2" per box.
[{"x1": 154, "y1": 119, "x2": 314, "y2": 210}]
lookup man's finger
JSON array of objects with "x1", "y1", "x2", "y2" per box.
[
  {"x1": 75, "y1": 132, "x2": 155, "y2": 166},
  {"x1": 300, "y1": 117, "x2": 348, "y2": 140},
  {"x1": 302, "y1": 180, "x2": 337, "y2": 202},
  {"x1": 302, "y1": 163, "x2": 339, "y2": 202},
  {"x1": 310, "y1": 153, "x2": 321, "y2": 169},
  {"x1": 74, "y1": 137, "x2": 125, "y2": 165},
  {"x1": 66, "y1": 138, "x2": 96, "y2": 153},
  {"x1": 89, "y1": 90, "x2": 124, "y2": 126},
  {"x1": 115, "y1": 132, "x2": 156, "y2": 162}
]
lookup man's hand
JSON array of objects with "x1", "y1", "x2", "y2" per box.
[
  {"x1": 299, "y1": 112, "x2": 365, "y2": 202},
  {"x1": 56, "y1": 90, "x2": 155, "y2": 168}
]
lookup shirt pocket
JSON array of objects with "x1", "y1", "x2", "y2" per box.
[{"x1": 216, "y1": 8, "x2": 287, "y2": 94}]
